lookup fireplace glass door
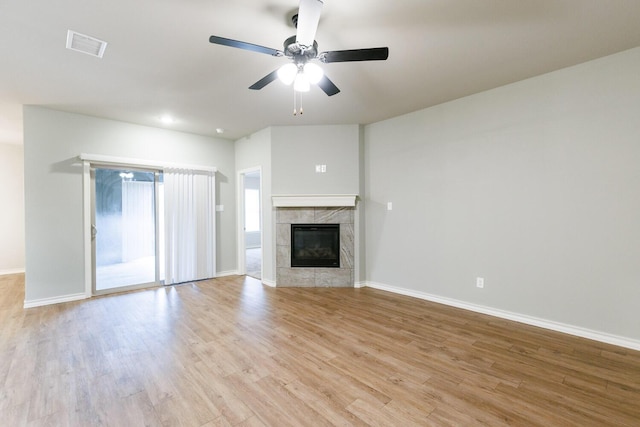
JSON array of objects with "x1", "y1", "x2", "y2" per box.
[{"x1": 291, "y1": 224, "x2": 340, "y2": 268}]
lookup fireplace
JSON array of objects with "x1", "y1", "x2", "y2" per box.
[
  {"x1": 275, "y1": 205, "x2": 354, "y2": 287},
  {"x1": 291, "y1": 224, "x2": 340, "y2": 268}
]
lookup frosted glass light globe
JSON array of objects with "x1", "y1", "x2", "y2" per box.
[
  {"x1": 293, "y1": 72, "x2": 310, "y2": 92},
  {"x1": 277, "y1": 63, "x2": 297, "y2": 85},
  {"x1": 303, "y1": 63, "x2": 324, "y2": 84}
]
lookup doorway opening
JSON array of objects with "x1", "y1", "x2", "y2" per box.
[{"x1": 239, "y1": 169, "x2": 262, "y2": 280}]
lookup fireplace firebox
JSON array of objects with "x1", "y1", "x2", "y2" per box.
[{"x1": 291, "y1": 224, "x2": 340, "y2": 268}]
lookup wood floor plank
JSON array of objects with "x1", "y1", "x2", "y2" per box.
[
  {"x1": 2, "y1": 273, "x2": 640, "y2": 426},
  {"x1": 283, "y1": 379, "x2": 371, "y2": 427}
]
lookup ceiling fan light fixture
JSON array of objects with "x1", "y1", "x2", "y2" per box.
[
  {"x1": 208, "y1": 0, "x2": 388, "y2": 104},
  {"x1": 277, "y1": 63, "x2": 298, "y2": 85},
  {"x1": 303, "y1": 62, "x2": 324, "y2": 84},
  {"x1": 293, "y1": 72, "x2": 310, "y2": 92}
]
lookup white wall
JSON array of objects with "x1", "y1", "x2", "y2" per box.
[
  {"x1": 23, "y1": 106, "x2": 236, "y2": 302},
  {"x1": 364, "y1": 48, "x2": 640, "y2": 343},
  {"x1": 271, "y1": 125, "x2": 360, "y2": 195},
  {"x1": 235, "y1": 128, "x2": 273, "y2": 284},
  {"x1": 0, "y1": 143, "x2": 25, "y2": 274}
]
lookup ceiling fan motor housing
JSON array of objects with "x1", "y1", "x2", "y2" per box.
[{"x1": 283, "y1": 35, "x2": 318, "y2": 63}]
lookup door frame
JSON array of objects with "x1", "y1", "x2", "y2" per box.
[
  {"x1": 83, "y1": 161, "x2": 92, "y2": 297},
  {"x1": 236, "y1": 167, "x2": 263, "y2": 278},
  {"x1": 83, "y1": 159, "x2": 163, "y2": 297}
]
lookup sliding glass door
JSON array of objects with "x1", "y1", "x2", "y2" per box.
[{"x1": 91, "y1": 167, "x2": 163, "y2": 293}]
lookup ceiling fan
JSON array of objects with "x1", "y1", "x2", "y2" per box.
[{"x1": 208, "y1": 0, "x2": 389, "y2": 98}]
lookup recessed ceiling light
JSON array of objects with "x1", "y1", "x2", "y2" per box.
[
  {"x1": 66, "y1": 30, "x2": 107, "y2": 58},
  {"x1": 216, "y1": 128, "x2": 224, "y2": 134},
  {"x1": 160, "y1": 115, "x2": 174, "y2": 125}
]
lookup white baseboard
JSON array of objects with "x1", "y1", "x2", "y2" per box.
[
  {"x1": 216, "y1": 270, "x2": 239, "y2": 277},
  {"x1": 363, "y1": 281, "x2": 640, "y2": 352},
  {"x1": 262, "y1": 279, "x2": 276, "y2": 287},
  {"x1": 24, "y1": 293, "x2": 87, "y2": 309},
  {"x1": 354, "y1": 281, "x2": 366, "y2": 288},
  {"x1": 0, "y1": 268, "x2": 25, "y2": 276}
]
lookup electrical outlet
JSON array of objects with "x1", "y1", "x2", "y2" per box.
[
  {"x1": 387, "y1": 202, "x2": 393, "y2": 210},
  {"x1": 476, "y1": 277, "x2": 484, "y2": 288}
]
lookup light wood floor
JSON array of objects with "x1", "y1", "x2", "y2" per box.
[{"x1": 1, "y1": 274, "x2": 639, "y2": 426}]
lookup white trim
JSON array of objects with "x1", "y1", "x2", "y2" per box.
[
  {"x1": 24, "y1": 293, "x2": 87, "y2": 309},
  {"x1": 272, "y1": 194, "x2": 357, "y2": 207},
  {"x1": 83, "y1": 161, "x2": 92, "y2": 298},
  {"x1": 262, "y1": 279, "x2": 276, "y2": 287},
  {"x1": 0, "y1": 268, "x2": 24, "y2": 276},
  {"x1": 78, "y1": 153, "x2": 217, "y2": 173},
  {"x1": 362, "y1": 281, "x2": 640, "y2": 352},
  {"x1": 237, "y1": 171, "x2": 246, "y2": 276},
  {"x1": 354, "y1": 281, "x2": 367, "y2": 288},
  {"x1": 216, "y1": 270, "x2": 239, "y2": 277}
]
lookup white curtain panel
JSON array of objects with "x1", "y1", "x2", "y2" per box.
[{"x1": 164, "y1": 168, "x2": 216, "y2": 284}]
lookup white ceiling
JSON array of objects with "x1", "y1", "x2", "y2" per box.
[{"x1": 2, "y1": 0, "x2": 640, "y2": 143}]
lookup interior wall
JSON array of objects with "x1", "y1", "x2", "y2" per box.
[
  {"x1": 271, "y1": 125, "x2": 360, "y2": 195},
  {"x1": 364, "y1": 47, "x2": 640, "y2": 342},
  {"x1": 235, "y1": 127, "x2": 273, "y2": 284},
  {"x1": 23, "y1": 106, "x2": 236, "y2": 302},
  {"x1": 0, "y1": 142, "x2": 25, "y2": 274}
]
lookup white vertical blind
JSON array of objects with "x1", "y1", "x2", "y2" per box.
[{"x1": 164, "y1": 168, "x2": 216, "y2": 284}]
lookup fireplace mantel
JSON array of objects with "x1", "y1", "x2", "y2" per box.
[{"x1": 272, "y1": 194, "x2": 357, "y2": 208}]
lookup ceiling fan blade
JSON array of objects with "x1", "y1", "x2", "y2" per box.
[
  {"x1": 320, "y1": 47, "x2": 389, "y2": 63},
  {"x1": 317, "y1": 75, "x2": 340, "y2": 96},
  {"x1": 209, "y1": 35, "x2": 283, "y2": 57},
  {"x1": 296, "y1": 0, "x2": 323, "y2": 47},
  {"x1": 249, "y1": 70, "x2": 279, "y2": 90}
]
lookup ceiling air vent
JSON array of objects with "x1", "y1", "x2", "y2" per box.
[{"x1": 66, "y1": 30, "x2": 107, "y2": 58}]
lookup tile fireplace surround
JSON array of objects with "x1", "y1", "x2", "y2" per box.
[{"x1": 276, "y1": 206, "x2": 354, "y2": 287}]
